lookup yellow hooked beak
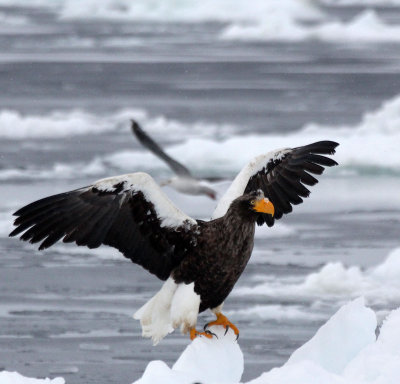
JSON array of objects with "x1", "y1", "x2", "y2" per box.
[{"x1": 253, "y1": 198, "x2": 275, "y2": 216}]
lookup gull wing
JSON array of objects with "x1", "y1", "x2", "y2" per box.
[{"x1": 131, "y1": 120, "x2": 192, "y2": 177}]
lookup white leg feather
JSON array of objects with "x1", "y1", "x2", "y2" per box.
[
  {"x1": 211, "y1": 303, "x2": 224, "y2": 315},
  {"x1": 170, "y1": 282, "x2": 200, "y2": 334},
  {"x1": 133, "y1": 278, "x2": 177, "y2": 345},
  {"x1": 133, "y1": 278, "x2": 200, "y2": 345}
]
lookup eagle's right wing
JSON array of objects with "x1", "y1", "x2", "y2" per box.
[{"x1": 10, "y1": 172, "x2": 198, "y2": 280}]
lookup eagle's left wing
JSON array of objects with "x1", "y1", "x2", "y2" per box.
[{"x1": 212, "y1": 141, "x2": 339, "y2": 226}]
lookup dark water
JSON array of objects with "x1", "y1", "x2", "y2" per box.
[{"x1": 1, "y1": 3, "x2": 400, "y2": 383}]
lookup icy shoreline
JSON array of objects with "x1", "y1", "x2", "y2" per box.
[{"x1": 2, "y1": 298, "x2": 399, "y2": 384}]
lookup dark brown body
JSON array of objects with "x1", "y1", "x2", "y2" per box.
[{"x1": 173, "y1": 207, "x2": 256, "y2": 312}]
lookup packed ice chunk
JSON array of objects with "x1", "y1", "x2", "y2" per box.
[
  {"x1": 248, "y1": 360, "x2": 346, "y2": 384},
  {"x1": 0, "y1": 371, "x2": 64, "y2": 384},
  {"x1": 236, "y1": 247, "x2": 400, "y2": 305},
  {"x1": 286, "y1": 297, "x2": 376, "y2": 373},
  {"x1": 134, "y1": 326, "x2": 243, "y2": 384},
  {"x1": 344, "y1": 307, "x2": 400, "y2": 384},
  {"x1": 133, "y1": 297, "x2": 400, "y2": 384}
]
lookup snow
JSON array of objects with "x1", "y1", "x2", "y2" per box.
[
  {"x1": 222, "y1": 10, "x2": 400, "y2": 42},
  {"x1": 2, "y1": 93, "x2": 400, "y2": 183},
  {"x1": 286, "y1": 298, "x2": 376, "y2": 373},
  {"x1": 3, "y1": 0, "x2": 400, "y2": 43},
  {"x1": 134, "y1": 326, "x2": 243, "y2": 384},
  {"x1": 94, "y1": 172, "x2": 197, "y2": 228},
  {"x1": 0, "y1": 109, "x2": 141, "y2": 139},
  {"x1": 0, "y1": 372, "x2": 64, "y2": 384},
  {"x1": 133, "y1": 298, "x2": 400, "y2": 384},
  {"x1": 3, "y1": 294, "x2": 400, "y2": 384},
  {"x1": 235, "y1": 247, "x2": 400, "y2": 307},
  {"x1": 343, "y1": 308, "x2": 400, "y2": 384},
  {"x1": 324, "y1": 0, "x2": 400, "y2": 5},
  {"x1": 0, "y1": 107, "x2": 221, "y2": 140},
  {"x1": 59, "y1": 0, "x2": 321, "y2": 23}
]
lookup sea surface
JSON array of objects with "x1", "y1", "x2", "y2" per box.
[{"x1": 0, "y1": 1, "x2": 400, "y2": 383}]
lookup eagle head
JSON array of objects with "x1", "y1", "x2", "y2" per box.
[{"x1": 231, "y1": 190, "x2": 275, "y2": 222}]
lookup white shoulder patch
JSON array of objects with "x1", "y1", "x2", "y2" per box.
[
  {"x1": 212, "y1": 148, "x2": 290, "y2": 219},
  {"x1": 93, "y1": 172, "x2": 196, "y2": 228}
]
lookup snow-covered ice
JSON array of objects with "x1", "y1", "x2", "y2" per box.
[
  {"x1": 235, "y1": 247, "x2": 400, "y2": 306},
  {"x1": 133, "y1": 298, "x2": 400, "y2": 384},
  {"x1": 3, "y1": 298, "x2": 400, "y2": 384},
  {"x1": 134, "y1": 326, "x2": 243, "y2": 384},
  {"x1": 2, "y1": 92, "x2": 400, "y2": 183},
  {"x1": 0, "y1": 371, "x2": 64, "y2": 384},
  {"x1": 222, "y1": 10, "x2": 400, "y2": 42}
]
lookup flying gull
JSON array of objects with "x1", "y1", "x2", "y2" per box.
[{"x1": 131, "y1": 120, "x2": 218, "y2": 200}]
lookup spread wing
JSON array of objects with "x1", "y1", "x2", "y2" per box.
[
  {"x1": 131, "y1": 120, "x2": 192, "y2": 178},
  {"x1": 212, "y1": 141, "x2": 339, "y2": 226},
  {"x1": 9, "y1": 172, "x2": 198, "y2": 280}
]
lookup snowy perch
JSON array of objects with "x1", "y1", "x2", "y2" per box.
[{"x1": 134, "y1": 298, "x2": 400, "y2": 384}]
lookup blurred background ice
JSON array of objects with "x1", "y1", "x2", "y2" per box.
[{"x1": 0, "y1": 0, "x2": 399, "y2": 383}]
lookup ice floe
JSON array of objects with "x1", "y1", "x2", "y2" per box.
[
  {"x1": 235, "y1": 247, "x2": 400, "y2": 307},
  {"x1": 222, "y1": 10, "x2": 400, "y2": 42},
  {"x1": 59, "y1": 0, "x2": 321, "y2": 23},
  {"x1": 66, "y1": 94, "x2": 400, "y2": 175},
  {"x1": 0, "y1": 371, "x2": 64, "y2": 384},
  {"x1": 0, "y1": 108, "x2": 231, "y2": 140},
  {"x1": 2, "y1": 93, "x2": 400, "y2": 178},
  {"x1": 133, "y1": 298, "x2": 400, "y2": 384},
  {"x1": 4, "y1": 0, "x2": 400, "y2": 43},
  {"x1": 134, "y1": 326, "x2": 243, "y2": 384}
]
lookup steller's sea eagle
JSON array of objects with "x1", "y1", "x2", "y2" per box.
[
  {"x1": 131, "y1": 120, "x2": 219, "y2": 200},
  {"x1": 9, "y1": 140, "x2": 338, "y2": 345}
]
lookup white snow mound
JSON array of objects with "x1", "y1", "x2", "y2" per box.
[
  {"x1": 0, "y1": 371, "x2": 64, "y2": 384},
  {"x1": 134, "y1": 326, "x2": 243, "y2": 384},
  {"x1": 133, "y1": 298, "x2": 400, "y2": 384}
]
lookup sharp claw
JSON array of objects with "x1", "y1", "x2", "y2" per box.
[
  {"x1": 205, "y1": 330, "x2": 218, "y2": 339},
  {"x1": 204, "y1": 323, "x2": 209, "y2": 331},
  {"x1": 236, "y1": 333, "x2": 239, "y2": 341},
  {"x1": 224, "y1": 325, "x2": 230, "y2": 336}
]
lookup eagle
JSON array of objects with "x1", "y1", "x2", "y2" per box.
[{"x1": 9, "y1": 140, "x2": 338, "y2": 345}]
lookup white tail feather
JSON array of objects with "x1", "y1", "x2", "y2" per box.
[{"x1": 133, "y1": 278, "x2": 200, "y2": 345}]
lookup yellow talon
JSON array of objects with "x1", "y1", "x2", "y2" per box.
[{"x1": 205, "y1": 313, "x2": 239, "y2": 338}]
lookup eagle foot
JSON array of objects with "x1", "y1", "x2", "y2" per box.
[
  {"x1": 204, "y1": 313, "x2": 239, "y2": 340},
  {"x1": 190, "y1": 328, "x2": 217, "y2": 341}
]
